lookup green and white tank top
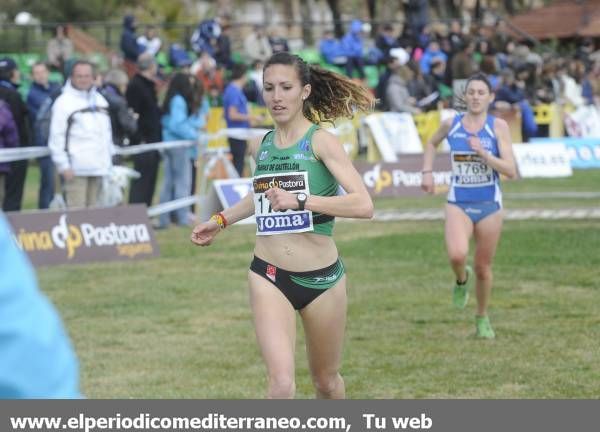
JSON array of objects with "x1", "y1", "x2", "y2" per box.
[{"x1": 253, "y1": 124, "x2": 338, "y2": 236}]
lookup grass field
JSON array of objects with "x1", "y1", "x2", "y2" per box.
[{"x1": 22, "y1": 165, "x2": 600, "y2": 398}]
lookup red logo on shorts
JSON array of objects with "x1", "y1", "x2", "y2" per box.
[{"x1": 266, "y1": 264, "x2": 277, "y2": 283}]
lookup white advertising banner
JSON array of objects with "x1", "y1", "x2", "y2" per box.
[
  {"x1": 513, "y1": 143, "x2": 572, "y2": 178},
  {"x1": 364, "y1": 112, "x2": 423, "y2": 162}
]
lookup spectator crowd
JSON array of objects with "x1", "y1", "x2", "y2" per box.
[{"x1": 1, "y1": 9, "x2": 599, "y2": 218}]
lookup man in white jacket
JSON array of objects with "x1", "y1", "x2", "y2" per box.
[{"x1": 49, "y1": 61, "x2": 114, "y2": 208}]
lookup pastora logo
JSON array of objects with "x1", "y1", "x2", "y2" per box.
[
  {"x1": 52, "y1": 214, "x2": 83, "y2": 258},
  {"x1": 15, "y1": 214, "x2": 151, "y2": 259},
  {"x1": 253, "y1": 175, "x2": 306, "y2": 192},
  {"x1": 363, "y1": 164, "x2": 448, "y2": 194},
  {"x1": 363, "y1": 164, "x2": 392, "y2": 194}
]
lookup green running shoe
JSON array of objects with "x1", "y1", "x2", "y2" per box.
[
  {"x1": 452, "y1": 265, "x2": 472, "y2": 309},
  {"x1": 475, "y1": 315, "x2": 496, "y2": 339}
]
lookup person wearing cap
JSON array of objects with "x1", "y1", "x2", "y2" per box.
[
  {"x1": 385, "y1": 51, "x2": 421, "y2": 115},
  {"x1": 126, "y1": 53, "x2": 162, "y2": 207},
  {"x1": 48, "y1": 60, "x2": 114, "y2": 208},
  {"x1": 375, "y1": 48, "x2": 409, "y2": 110},
  {"x1": 0, "y1": 56, "x2": 31, "y2": 212}
]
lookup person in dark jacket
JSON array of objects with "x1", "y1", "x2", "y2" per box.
[
  {"x1": 0, "y1": 100, "x2": 19, "y2": 205},
  {"x1": 404, "y1": 0, "x2": 429, "y2": 45},
  {"x1": 120, "y1": 15, "x2": 142, "y2": 78},
  {"x1": 215, "y1": 17, "x2": 233, "y2": 70},
  {"x1": 0, "y1": 56, "x2": 31, "y2": 212},
  {"x1": 375, "y1": 24, "x2": 399, "y2": 66},
  {"x1": 126, "y1": 53, "x2": 161, "y2": 207},
  {"x1": 451, "y1": 38, "x2": 477, "y2": 81},
  {"x1": 100, "y1": 68, "x2": 138, "y2": 147},
  {"x1": 26, "y1": 61, "x2": 61, "y2": 209},
  {"x1": 494, "y1": 68, "x2": 538, "y2": 141}
]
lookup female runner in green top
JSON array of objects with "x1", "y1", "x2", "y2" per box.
[{"x1": 191, "y1": 52, "x2": 373, "y2": 398}]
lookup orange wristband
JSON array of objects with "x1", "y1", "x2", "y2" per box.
[
  {"x1": 210, "y1": 212, "x2": 227, "y2": 229},
  {"x1": 218, "y1": 212, "x2": 228, "y2": 228}
]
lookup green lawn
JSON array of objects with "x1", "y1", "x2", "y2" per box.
[
  {"x1": 19, "y1": 164, "x2": 600, "y2": 398},
  {"x1": 37, "y1": 219, "x2": 600, "y2": 398},
  {"x1": 38, "y1": 219, "x2": 600, "y2": 398}
]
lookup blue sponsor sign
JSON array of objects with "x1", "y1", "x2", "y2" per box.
[
  {"x1": 531, "y1": 138, "x2": 600, "y2": 169},
  {"x1": 213, "y1": 178, "x2": 253, "y2": 208}
]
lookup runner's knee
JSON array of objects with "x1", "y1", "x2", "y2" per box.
[
  {"x1": 311, "y1": 371, "x2": 341, "y2": 397},
  {"x1": 267, "y1": 374, "x2": 295, "y2": 399},
  {"x1": 474, "y1": 262, "x2": 492, "y2": 280}
]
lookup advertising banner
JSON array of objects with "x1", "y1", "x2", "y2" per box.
[
  {"x1": 512, "y1": 143, "x2": 573, "y2": 177},
  {"x1": 530, "y1": 137, "x2": 600, "y2": 169},
  {"x1": 5, "y1": 205, "x2": 159, "y2": 267},
  {"x1": 363, "y1": 112, "x2": 423, "y2": 162},
  {"x1": 354, "y1": 154, "x2": 452, "y2": 197}
]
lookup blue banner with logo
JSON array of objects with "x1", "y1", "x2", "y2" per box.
[{"x1": 530, "y1": 138, "x2": 600, "y2": 169}]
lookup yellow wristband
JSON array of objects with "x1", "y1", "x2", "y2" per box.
[{"x1": 210, "y1": 213, "x2": 226, "y2": 229}]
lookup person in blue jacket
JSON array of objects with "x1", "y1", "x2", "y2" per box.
[
  {"x1": 158, "y1": 73, "x2": 206, "y2": 228},
  {"x1": 319, "y1": 29, "x2": 348, "y2": 68},
  {"x1": 0, "y1": 213, "x2": 81, "y2": 398},
  {"x1": 341, "y1": 19, "x2": 366, "y2": 79}
]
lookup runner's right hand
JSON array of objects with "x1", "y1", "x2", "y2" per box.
[{"x1": 190, "y1": 221, "x2": 220, "y2": 246}]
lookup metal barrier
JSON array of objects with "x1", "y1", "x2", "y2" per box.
[{"x1": 0, "y1": 128, "x2": 268, "y2": 218}]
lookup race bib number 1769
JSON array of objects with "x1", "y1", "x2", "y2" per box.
[{"x1": 451, "y1": 151, "x2": 494, "y2": 187}]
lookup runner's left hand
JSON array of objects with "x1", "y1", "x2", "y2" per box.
[{"x1": 265, "y1": 188, "x2": 296, "y2": 211}]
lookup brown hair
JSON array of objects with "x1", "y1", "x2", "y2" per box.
[{"x1": 263, "y1": 52, "x2": 374, "y2": 124}]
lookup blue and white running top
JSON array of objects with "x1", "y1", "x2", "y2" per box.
[{"x1": 446, "y1": 113, "x2": 502, "y2": 205}]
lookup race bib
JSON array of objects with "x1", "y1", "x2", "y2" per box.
[
  {"x1": 451, "y1": 152, "x2": 494, "y2": 187},
  {"x1": 253, "y1": 172, "x2": 313, "y2": 235}
]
